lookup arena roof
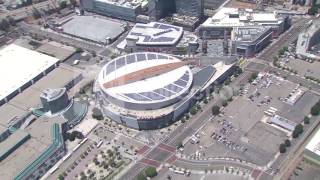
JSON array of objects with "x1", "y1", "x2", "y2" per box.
[
  {"x1": 98, "y1": 52, "x2": 193, "y2": 104},
  {"x1": 0, "y1": 44, "x2": 59, "y2": 102},
  {"x1": 127, "y1": 22, "x2": 183, "y2": 46}
]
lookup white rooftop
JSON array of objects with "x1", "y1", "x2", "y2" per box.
[
  {"x1": 127, "y1": 22, "x2": 183, "y2": 46},
  {"x1": 98, "y1": 52, "x2": 193, "y2": 104},
  {"x1": 201, "y1": 8, "x2": 282, "y2": 28},
  {"x1": 306, "y1": 128, "x2": 320, "y2": 157},
  {"x1": 95, "y1": 0, "x2": 146, "y2": 8},
  {"x1": 0, "y1": 44, "x2": 59, "y2": 102}
]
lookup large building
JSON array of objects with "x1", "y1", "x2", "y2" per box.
[
  {"x1": 148, "y1": 0, "x2": 204, "y2": 21},
  {"x1": 304, "y1": 128, "x2": 320, "y2": 166},
  {"x1": 296, "y1": 20, "x2": 320, "y2": 60},
  {"x1": 95, "y1": 52, "x2": 236, "y2": 130},
  {"x1": 231, "y1": 26, "x2": 273, "y2": 57},
  {"x1": 117, "y1": 22, "x2": 199, "y2": 54},
  {"x1": 0, "y1": 44, "x2": 59, "y2": 106},
  {"x1": 80, "y1": 0, "x2": 148, "y2": 21},
  {"x1": 199, "y1": 8, "x2": 291, "y2": 39}
]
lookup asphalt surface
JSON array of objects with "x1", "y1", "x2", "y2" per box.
[{"x1": 18, "y1": 22, "x2": 103, "y2": 53}]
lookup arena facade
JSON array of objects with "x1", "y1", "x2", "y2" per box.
[{"x1": 96, "y1": 52, "x2": 235, "y2": 130}]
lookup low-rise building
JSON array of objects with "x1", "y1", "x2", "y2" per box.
[
  {"x1": 304, "y1": 128, "x2": 320, "y2": 166},
  {"x1": 80, "y1": 0, "x2": 148, "y2": 21},
  {"x1": 296, "y1": 20, "x2": 320, "y2": 60},
  {"x1": 231, "y1": 26, "x2": 273, "y2": 57},
  {"x1": 199, "y1": 8, "x2": 291, "y2": 39},
  {"x1": 117, "y1": 22, "x2": 199, "y2": 55}
]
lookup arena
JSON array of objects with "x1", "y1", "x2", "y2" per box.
[{"x1": 96, "y1": 52, "x2": 235, "y2": 130}]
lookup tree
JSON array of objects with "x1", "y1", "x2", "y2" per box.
[
  {"x1": 310, "y1": 101, "x2": 320, "y2": 116},
  {"x1": 92, "y1": 107, "x2": 104, "y2": 120},
  {"x1": 284, "y1": 139, "x2": 291, "y2": 147},
  {"x1": 59, "y1": 1, "x2": 67, "y2": 9},
  {"x1": 137, "y1": 172, "x2": 147, "y2": 180},
  {"x1": 145, "y1": 167, "x2": 157, "y2": 178},
  {"x1": 76, "y1": 47, "x2": 83, "y2": 53},
  {"x1": 58, "y1": 174, "x2": 64, "y2": 180},
  {"x1": 6, "y1": 16, "x2": 16, "y2": 26},
  {"x1": 70, "y1": 0, "x2": 77, "y2": 7},
  {"x1": 279, "y1": 143, "x2": 286, "y2": 153},
  {"x1": 32, "y1": 8, "x2": 41, "y2": 19},
  {"x1": 212, "y1": 105, "x2": 220, "y2": 115},
  {"x1": 0, "y1": 19, "x2": 10, "y2": 31},
  {"x1": 222, "y1": 100, "x2": 228, "y2": 107},
  {"x1": 249, "y1": 73, "x2": 258, "y2": 83},
  {"x1": 190, "y1": 107, "x2": 197, "y2": 115},
  {"x1": 295, "y1": 124, "x2": 304, "y2": 134},
  {"x1": 176, "y1": 141, "x2": 183, "y2": 149},
  {"x1": 304, "y1": 116, "x2": 310, "y2": 124}
]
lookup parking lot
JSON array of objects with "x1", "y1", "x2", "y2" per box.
[
  {"x1": 283, "y1": 58, "x2": 320, "y2": 79},
  {"x1": 182, "y1": 73, "x2": 319, "y2": 166}
]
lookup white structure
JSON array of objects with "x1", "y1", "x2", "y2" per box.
[
  {"x1": 126, "y1": 22, "x2": 183, "y2": 46},
  {"x1": 118, "y1": 22, "x2": 198, "y2": 54},
  {"x1": 296, "y1": 20, "x2": 320, "y2": 60},
  {"x1": 199, "y1": 8, "x2": 290, "y2": 39},
  {"x1": 0, "y1": 44, "x2": 59, "y2": 105},
  {"x1": 304, "y1": 128, "x2": 320, "y2": 166},
  {"x1": 80, "y1": 0, "x2": 148, "y2": 21}
]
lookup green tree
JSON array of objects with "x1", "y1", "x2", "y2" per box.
[
  {"x1": 58, "y1": 174, "x2": 64, "y2": 180},
  {"x1": 249, "y1": 73, "x2": 258, "y2": 83},
  {"x1": 144, "y1": 167, "x2": 157, "y2": 178},
  {"x1": 284, "y1": 139, "x2": 291, "y2": 147},
  {"x1": 70, "y1": 0, "x2": 77, "y2": 7},
  {"x1": 279, "y1": 143, "x2": 286, "y2": 153},
  {"x1": 0, "y1": 19, "x2": 10, "y2": 31},
  {"x1": 92, "y1": 107, "x2": 104, "y2": 120},
  {"x1": 304, "y1": 116, "x2": 310, "y2": 124},
  {"x1": 176, "y1": 141, "x2": 183, "y2": 149},
  {"x1": 221, "y1": 100, "x2": 228, "y2": 107},
  {"x1": 76, "y1": 47, "x2": 83, "y2": 53},
  {"x1": 136, "y1": 172, "x2": 147, "y2": 180},
  {"x1": 190, "y1": 107, "x2": 197, "y2": 115},
  {"x1": 295, "y1": 124, "x2": 304, "y2": 134},
  {"x1": 32, "y1": 8, "x2": 41, "y2": 19},
  {"x1": 6, "y1": 16, "x2": 16, "y2": 26},
  {"x1": 59, "y1": 1, "x2": 67, "y2": 9},
  {"x1": 212, "y1": 105, "x2": 220, "y2": 115},
  {"x1": 310, "y1": 101, "x2": 320, "y2": 116}
]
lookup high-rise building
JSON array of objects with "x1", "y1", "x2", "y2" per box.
[
  {"x1": 175, "y1": 0, "x2": 204, "y2": 18},
  {"x1": 148, "y1": 0, "x2": 176, "y2": 20},
  {"x1": 148, "y1": 0, "x2": 203, "y2": 21}
]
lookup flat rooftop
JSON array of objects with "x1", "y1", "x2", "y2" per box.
[
  {"x1": 305, "y1": 128, "x2": 320, "y2": 157},
  {"x1": 95, "y1": 0, "x2": 146, "y2": 8},
  {"x1": 233, "y1": 26, "x2": 271, "y2": 42},
  {"x1": 0, "y1": 44, "x2": 59, "y2": 102},
  {"x1": 0, "y1": 104, "x2": 27, "y2": 127},
  {"x1": 0, "y1": 116, "x2": 65, "y2": 180},
  {"x1": 62, "y1": 15, "x2": 125, "y2": 43},
  {"x1": 201, "y1": 7, "x2": 282, "y2": 28},
  {"x1": 127, "y1": 22, "x2": 183, "y2": 46},
  {"x1": 296, "y1": 20, "x2": 320, "y2": 60}
]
